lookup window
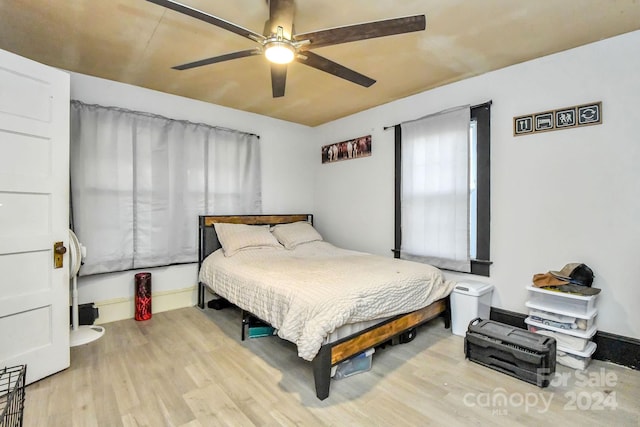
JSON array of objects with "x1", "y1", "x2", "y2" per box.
[
  {"x1": 70, "y1": 101, "x2": 262, "y2": 275},
  {"x1": 394, "y1": 102, "x2": 491, "y2": 276}
]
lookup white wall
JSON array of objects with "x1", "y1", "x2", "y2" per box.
[
  {"x1": 70, "y1": 73, "x2": 316, "y2": 318},
  {"x1": 313, "y1": 31, "x2": 640, "y2": 340}
]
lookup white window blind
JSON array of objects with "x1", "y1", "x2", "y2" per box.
[
  {"x1": 400, "y1": 105, "x2": 471, "y2": 272},
  {"x1": 70, "y1": 101, "x2": 261, "y2": 275}
]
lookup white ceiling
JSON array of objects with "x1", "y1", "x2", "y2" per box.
[{"x1": 1, "y1": 0, "x2": 640, "y2": 126}]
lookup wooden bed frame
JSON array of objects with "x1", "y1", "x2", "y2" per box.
[{"x1": 197, "y1": 214, "x2": 451, "y2": 400}]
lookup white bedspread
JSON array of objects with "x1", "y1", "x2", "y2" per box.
[{"x1": 199, "y1": 241, "x2": 455, "y2": 361}]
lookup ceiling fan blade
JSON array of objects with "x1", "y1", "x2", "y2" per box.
[
  {"x1": 173, "y1": 49, "x2": 262, "y2": 70},
  {"x1": 271, "y1": 64, "x2": 287, "y2": 97},
  {"x1": 147, "y1": 0, "x2": 265, "y2": 43},
  {"x1": 266, "y1": 0, "x2": 295, "y2": 38},
  {"x1": 294, "y1": 14, "x2": 426, "y2": 50},
  {"x1": 296, "y1": 51, "x2": 375, "y2": 88}
]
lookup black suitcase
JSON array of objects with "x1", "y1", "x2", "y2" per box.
[{"x1": 464, "y1": 318, "x2": 556, "y2": 387}]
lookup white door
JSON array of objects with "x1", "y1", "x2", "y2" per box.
[{"x1": 0, "y1": 48, "x2": 70, "y2": 384}]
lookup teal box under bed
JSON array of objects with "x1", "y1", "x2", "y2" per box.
[{"x1": 248, "y1": 326, "x2": 276, "y2": 338}]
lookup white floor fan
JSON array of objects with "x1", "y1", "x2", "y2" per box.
[{"x1": 69, "y1": 229, "x2": 105, "y2": 347}]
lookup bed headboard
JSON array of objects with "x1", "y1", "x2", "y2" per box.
[{"x1": 198, "y1": 214, "x2": 313, "y2": 269}]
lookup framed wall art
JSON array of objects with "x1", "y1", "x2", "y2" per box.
[
  {"x1": 322, "y1": 135, "x2": 371, "y2": 164},
  {"x1": 513, "y1": 101, "x2": 601, "y2": 137}
]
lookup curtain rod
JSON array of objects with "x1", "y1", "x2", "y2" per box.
[
  {"x1": 383, "y1": 100, "x2": 492, "y2": 131},
  {"x1": 70, "y1": 100, "x2": 260, "y2": 139}
]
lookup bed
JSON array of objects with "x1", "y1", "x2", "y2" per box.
[{"x1": 197, "y1": 214, "x2": 455, "y2": 400}]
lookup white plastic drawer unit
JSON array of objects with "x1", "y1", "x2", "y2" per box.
[
  {"x1": 526, "y1": 322, "x2": 592, "y2": 352},
  {"x1": 525, "y1": 304, "x2": 598, "y2": 331},
  {"x1": 524, "y1": 316, "x2": 597, "y2": 339},
  {"x1": 526, "y1": 285, "x2": 598, "y2": 317},
  {"x1": 556, "y1": 341, "x2": 597, "y2": 370}
]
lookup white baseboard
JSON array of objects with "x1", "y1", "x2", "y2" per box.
[{"x1": 94, "y1": 285, "x2": 198, "y2": 324}]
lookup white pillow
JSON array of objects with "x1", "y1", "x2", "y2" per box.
[
  {"x1": 214, "y1": 223, "x2": 283, "y2": 256},
  {"x1": 271, "y1": 221, "x2": 323, "y2": 249}
]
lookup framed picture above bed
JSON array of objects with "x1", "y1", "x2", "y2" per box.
[{"x1": 322, "y1": 135, "x2": 371, "y2": 163}]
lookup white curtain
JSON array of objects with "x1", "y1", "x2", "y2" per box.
[
  {"x1": 400, "y1": 105, "x2": 471, "y2": 272},
  {"x1": 70, "y1": 101, "x2": 261, "y2": 275}
]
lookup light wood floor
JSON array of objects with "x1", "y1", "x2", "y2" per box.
[{"x1": 24, "y1": 306, "x2": 640, "y2": 426}]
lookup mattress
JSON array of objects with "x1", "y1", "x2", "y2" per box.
[{"x1": 199, "y1": 241, "x2": 454, "y2": 360}]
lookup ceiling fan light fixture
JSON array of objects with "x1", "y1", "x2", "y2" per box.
[
  {"x1": 264, "y1": 25, "x2": 295, "y2": 64},
  {"x1": 265, "y1": 42, "x2": 295, "y2": 64}
]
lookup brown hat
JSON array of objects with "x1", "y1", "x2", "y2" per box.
[{"x1": 532, "y1": 272, "x2": 569, "y2": 288}]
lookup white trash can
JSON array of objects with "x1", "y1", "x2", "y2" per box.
[{"x1": 451, "y1": 281, "x2": 493, "y2": 336}]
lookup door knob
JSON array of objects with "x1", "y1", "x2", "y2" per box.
[{"x1": 54, "y1": 241, "x2": 66, "y2": 268}]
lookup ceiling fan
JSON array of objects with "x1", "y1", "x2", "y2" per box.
[{"x1": 147, "y1": 0, "x2": 426, "y2": 97}]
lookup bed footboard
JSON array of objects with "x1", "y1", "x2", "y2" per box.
[{"x1": 312, "y1": 297, "x2": 449, "y2": 400}]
